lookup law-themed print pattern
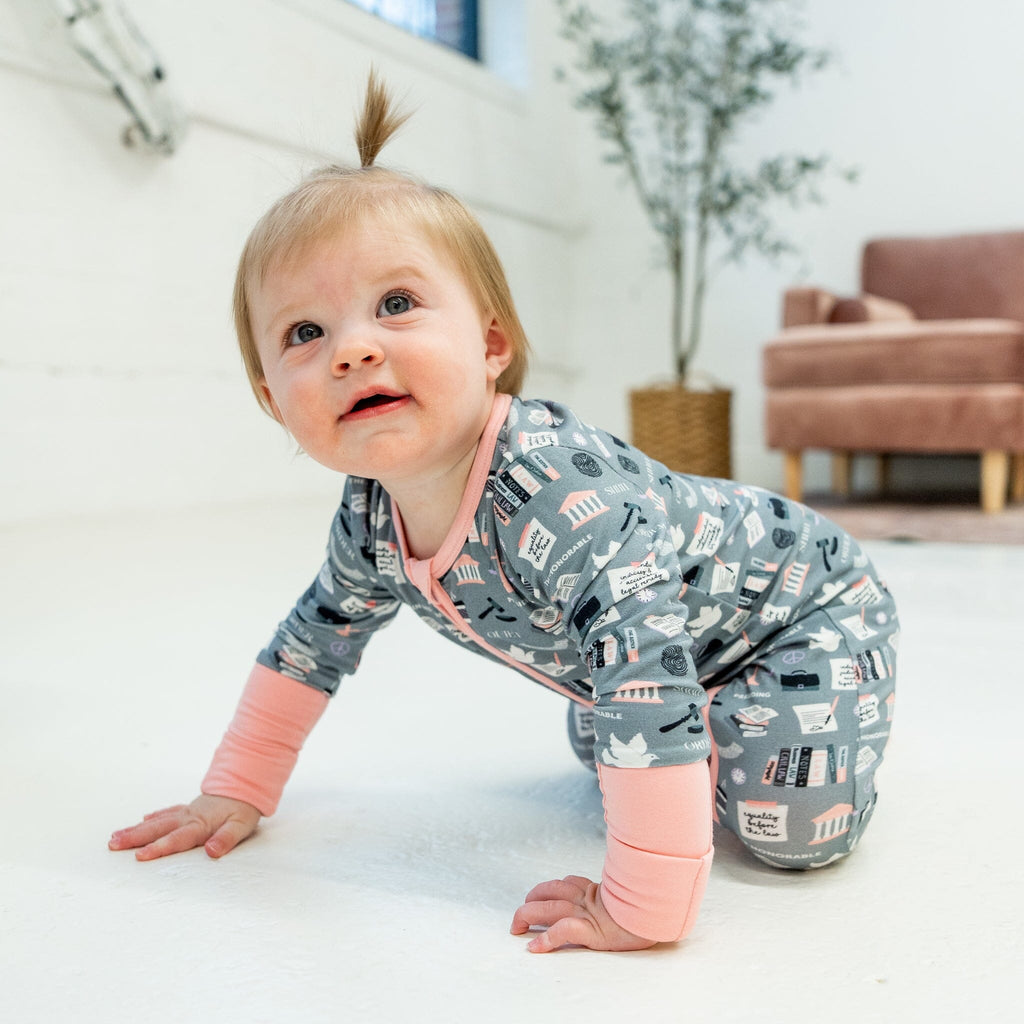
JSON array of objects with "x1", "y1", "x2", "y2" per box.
[
  {"x1": 256, "y1": 396, "x2": 897, "y2": 867},
  {"x1": 707, "y1": 601, "x2": 896, "y2": 867}
]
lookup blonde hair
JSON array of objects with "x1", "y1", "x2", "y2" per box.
[{"x1": 233, "y1": 71, "x2": 531, "y2": 416}]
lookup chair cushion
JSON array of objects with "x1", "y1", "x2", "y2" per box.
[
  {"x1": 828, "y1": 293, "x2": 916, "y2": 324},
  {"x1": 763, "y1": 319, "x2": 1024, "y2": 387},
  {"x1": 765, "y1": 383, "x2": 1024, "y2": 452}
]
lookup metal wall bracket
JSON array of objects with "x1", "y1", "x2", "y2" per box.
[{"x1": 53, "y1": 0, "x2": 185, "y2": 154}]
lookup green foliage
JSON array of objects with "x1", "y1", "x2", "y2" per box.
[{"x1": 556, "y1": 0, "x2": 852, "y2": 381}]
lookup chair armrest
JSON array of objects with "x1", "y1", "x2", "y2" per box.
[{"x1": 782, "y1": 286, "x2": 839, "y2": 327}]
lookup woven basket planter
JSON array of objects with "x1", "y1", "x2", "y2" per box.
[{"x1": 629, "y1": 383, "x2": 733, "y2": 479}]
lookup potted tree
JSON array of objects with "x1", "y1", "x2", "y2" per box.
[{"x1": 556, "y1": 0, "x2": 851, "y2": 477}]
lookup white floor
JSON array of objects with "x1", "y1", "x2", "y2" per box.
[{"x1": 2, "y1": 499, "x2": 1022, "y2": 1023}]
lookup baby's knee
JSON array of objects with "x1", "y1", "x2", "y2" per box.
[
  {"x1": 729, "y1": 791, "x2": 877, "y2": 870},
  {"x1": 745, "y1": 837, "x2": 856, "y2": 871}
]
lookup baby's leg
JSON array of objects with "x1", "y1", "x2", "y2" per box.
[
  {"x1": 567, "y1": 701, "x2": 598, "y2": 772},
  {"x1": 706, "y1": 596, "x2": 897, "y2": 869}
]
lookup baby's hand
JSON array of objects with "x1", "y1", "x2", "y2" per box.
[
  {"x1": 108, "y1": 794, "x2": 261, "y2": 861},
  {"x1": 510, "y1": 875, "x2": 657, "y2": 953}
]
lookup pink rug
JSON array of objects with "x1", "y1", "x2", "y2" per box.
[{"x1": 804, "y1": 493, "x2": 1024, "y2": 545}]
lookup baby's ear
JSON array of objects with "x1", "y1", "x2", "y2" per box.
[
  {"x1": 259, "y1": 379, "x2": 285, "y2": 424},
  {"x1": 483, "y1": 318, "x2": 514, "y2": 382}
]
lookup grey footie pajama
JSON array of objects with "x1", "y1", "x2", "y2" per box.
[{"x1": 261, "y1": 395, "x2": 898, "y2": 872}]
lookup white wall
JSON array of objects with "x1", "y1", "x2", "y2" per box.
[
  {"x1": 2, "y1": 0, "x2": 1023, "y2": 525},
  {"x1": 0, "y1": 0, "x2": 581, "y2": 524}
]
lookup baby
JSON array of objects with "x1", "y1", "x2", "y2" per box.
[{"x1": 110, "y1": 73, "x2": 898, "y2": 954}]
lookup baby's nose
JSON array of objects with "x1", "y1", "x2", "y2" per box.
[{"x1": 332, "y1": 334, "x2": 384, "y2": 374}]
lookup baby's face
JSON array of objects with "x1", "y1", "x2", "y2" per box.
[{"x1": 249, "y1": 219, "x2": 511, "y2": 490}]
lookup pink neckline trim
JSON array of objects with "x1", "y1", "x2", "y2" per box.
[{"x1": 394, "y1": 392, "x2": 512, "y2": 584}]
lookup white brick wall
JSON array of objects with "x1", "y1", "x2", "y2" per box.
[{"x1": 2, "y1": 0, "x2": 1023, "y2": 524}]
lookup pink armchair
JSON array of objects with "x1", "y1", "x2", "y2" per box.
[{"x1": 762, "y1": 230, "x2": 1024, "y2": 512}]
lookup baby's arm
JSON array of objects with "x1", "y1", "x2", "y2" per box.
[
  {"x1": 111, "y1": 489, "x2": 400, "y2": 861},
  {"x1": 510, "y1": 759, "x2": 713, "y2": 952},
  {"x1": 109, "y1": 664, "x2": 327, "y2": 860},
  {"x1": 199, "y1": 663, "x2": 329, "y2": 812}
]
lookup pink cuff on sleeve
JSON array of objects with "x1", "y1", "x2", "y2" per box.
[
  {"x1": 597, "y1": 761, "x2": 714, "y2": 943},
  {"x1": 201, "y1": 664, "x2": 329, "y2": 817}
]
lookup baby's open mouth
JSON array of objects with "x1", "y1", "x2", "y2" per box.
[{"x1": 349, "y1": 393, "x2": 404, "y2": 414}]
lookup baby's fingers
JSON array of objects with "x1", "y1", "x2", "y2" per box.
[
  {"x1": 204, "y1": 815, "x2": 258, "y2": 859},
  {"x1": 510, "y1": 898, "x2": 578, "y2": 936},
  {"x1": 525, "y1": 915, "x2": 594, "y2": 954},
  {"x1": 134, "y1": 818, "x2": 219, "y2": 861},
  {"x1": 108, "y1": 808, "x2": 190, "y2": 851}
]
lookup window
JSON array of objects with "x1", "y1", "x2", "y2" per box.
[{"x1": 346, "y1": 1, "x2": 479, "y2": 60}]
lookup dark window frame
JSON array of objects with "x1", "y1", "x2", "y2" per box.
[{"x1": 345, "y1": 1, "x2": 479, "y2": 60}]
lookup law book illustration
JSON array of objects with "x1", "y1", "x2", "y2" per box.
[
  {"x1": 529, "y1": 605, "x2": 562, "y2": 631},
  {"x1": 731, "y1": 704, "x2": 779, "y2": 737},
  {"x1": 763, "y1": 744, "x2": 839, "y2": 788},
  {"x1": 494, "y1": 466, "x2": 538, "y2": 519},
  {"x1": 743, "y1": 510, "x2": 766, "y2": 545},
  {"x1": 526, "y1": 449, "x2": 561, "y2": 480}
]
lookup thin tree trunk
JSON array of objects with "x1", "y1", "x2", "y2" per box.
[
  {"x1": 670, "y1": 234, "x2": 685, "y2": 380},
  {"x1": 688, "y1": 212, "x2": 708, "y2": 376},
  {"x1": 689, "y1": 128, "x2": 716, "y2": 376},
  {"x1": 671, "y1": 97, "x2": 689, "y2": 383}
]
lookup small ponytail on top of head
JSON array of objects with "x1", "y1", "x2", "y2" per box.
[{"x1": 355, "y1": 68, "x2": 411, "y2": 168}]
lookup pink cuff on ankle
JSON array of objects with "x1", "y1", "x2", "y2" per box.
[
  {"x1": 597, "y1": 762, "x2": 714, "y2": 943},
  {"x1": 201, "y1": 664, "x2": 329, "y2": 816}
]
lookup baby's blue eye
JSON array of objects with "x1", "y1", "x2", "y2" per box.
[
  {"x1": 287, "y1": 322, "x2": 323, "y2": 346},
  {"x1": 378, "y1": 293, "x2": 413, "y2": 317}
]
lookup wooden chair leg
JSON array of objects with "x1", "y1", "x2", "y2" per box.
[
  {"x1": 980, "y1": 450, "x2": 1009, "y2": 513},
  {"x1": 831, "y1": 451, "x2": 852, "y2": 497},
  {"x1": 1012, "y1": 453, "x2": 1024, "y2": 503},
  {"x1": 784, "y1": 451, "x2": 803, "y2": 502}
]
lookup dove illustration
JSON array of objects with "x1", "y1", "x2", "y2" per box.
[
  {"x1": 592, "y1": 541, "x2": 622, "y2": 571},
  {"x1": 814, "y1": 581, "x2": 847, "y2": 605},
  {"x1": 717, "y1": 741, "x2": 745, "y2": 760},
  {"x1": 602, "y1": 732, "x2": 659, "y2": 768},
  {"x1": 687, "y1": 604, "x2": 723, "y2": 638},
  {"x1": 807, "y1": 626, "x2": 842, "y2": 652}
]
